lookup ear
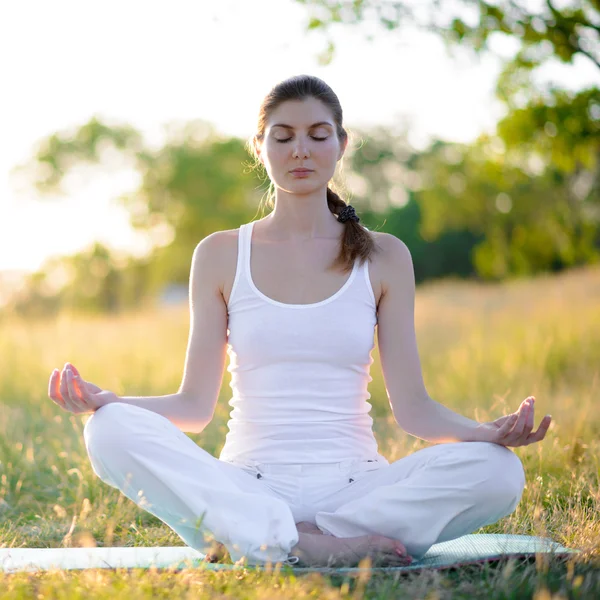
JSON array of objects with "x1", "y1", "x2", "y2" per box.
[
  {"x1": 253, "y1": 138, "x2": 264, "y2": 164},
  {"x1": 338, "y1": 136, "x2": 348, "y2": 161}
]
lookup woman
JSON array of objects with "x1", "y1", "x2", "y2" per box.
[{"x1": 48, "y1": 75, "x2": 551, "y2": 569}]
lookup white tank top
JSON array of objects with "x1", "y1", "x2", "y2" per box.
[{"x1": 218, "y1": 220, "x2": 382, "y2": 465}]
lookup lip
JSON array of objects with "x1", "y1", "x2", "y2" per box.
[{"x1": 290, "y1": 168, "x2": 313, "y2": 173}]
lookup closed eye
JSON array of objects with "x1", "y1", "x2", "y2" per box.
[{"x1": 276, "y1": 136, "x2": 328, "y2": 143}]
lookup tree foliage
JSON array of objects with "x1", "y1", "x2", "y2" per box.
[
  {"x1": 293, "y1": 1, "x2": 599, "y2": 71},
  {"x1": 6, "y1": 1, "x2": 599, "y2": 314},
  {"x1": 293, "y1": 0, "x2": 600, "y2": 279}
]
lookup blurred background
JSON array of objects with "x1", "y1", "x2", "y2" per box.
[
  {"x1": 1, "y1": 1, "x2": 599, "y2": 564},
  {"x1": 1, "y1": 0, "x2": 598, "y2": 317}
]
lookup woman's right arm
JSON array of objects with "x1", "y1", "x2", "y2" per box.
[{"x1": 49, "y1": 232, "x2": 230, "y2": 434}]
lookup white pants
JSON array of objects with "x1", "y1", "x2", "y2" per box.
[{"x1": 83, "y1": 403, "x2": 526, "y2": 565}]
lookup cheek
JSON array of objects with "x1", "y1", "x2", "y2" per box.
[
  {"x1": 315, "y1": 140, "x2": 341, "y2": 161},
  {"x1": 263, "y1": 143, "x2": 287, "y2": 166}
]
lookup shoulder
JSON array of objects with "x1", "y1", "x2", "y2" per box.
[
  {"x1": 373, "y1": 231, "x2": 411, "y2": 261},
  {"x1": 190, "y1": 227, "x2": 244, "y2": 300},
  {"x1": 193, "y1": 228, "x2": 239, "y2": 260},
  {"x1": 369, "y1": 232, "x2": 414, "y2": 296},
  {"x1": 191, "y1": 228, "x2": 239, "y2": 282}
]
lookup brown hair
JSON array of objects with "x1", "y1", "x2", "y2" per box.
[{"x1": 246, "y1": 74, "x2": 381, "y2": 274}]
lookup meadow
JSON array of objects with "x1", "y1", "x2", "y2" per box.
[{"x1": 1, "y1": 265, "x2": 599, "y2": 599}]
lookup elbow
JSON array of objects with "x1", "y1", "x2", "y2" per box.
[
  {"x1": 181, "y1": 406, "x2": 213, "y2": 435},
  {"x1": 392, "y1": 394, "x2": 433, "y2": 436},
  {"x1": 185, "y1": 416, "x2": 213, "y2": 435},
  {"x1": 178, "y1": 390, "x2": 214, "y2": 433}
]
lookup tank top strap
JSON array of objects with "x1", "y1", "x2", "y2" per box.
[
  {"x1": 243, "y1": 221, "x2": 253, "y2": 278},
  {"x1": 360, "y1": 255, "x2": 377, "y2": 314},
  {"x1": 237, "y1": 222, "x2": 250, "y2": 282},
  {"x1": 360, "y1": 227, "x2": 377, "y2": 313}
]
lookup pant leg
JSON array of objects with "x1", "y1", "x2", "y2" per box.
[
  {"x1": 83, "y1": 403, "x2": 299, "y2": 565},
  {"x1": 314, "y1": 441, "x2": 526, "y2": 559}
]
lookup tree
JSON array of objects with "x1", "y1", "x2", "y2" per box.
[
  {"x1": 413, "y1": 135, "x2": 599, "y2": 279},
  {"x1": 13, "y1": 118, "x2": 266, "y2": 291},
  {"x1": 294, "y1": 0, "x2": 600, "y2": 278},
  {"x1": 293, "y1": 1, "x2": 599, "y2": 73}
]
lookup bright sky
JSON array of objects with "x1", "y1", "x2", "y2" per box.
[{"x1": 0, "y1": 0, "x2": 597, "y2": 273}]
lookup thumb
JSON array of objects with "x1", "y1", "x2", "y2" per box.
[
  {"x1": 66, "y1": 362, "x2": 80, "y2": 377},
  {"x1": 496, "y1": 413, "x2": 518, "y2": 439},
  {"x1": 71, "y1": 370, "x2": 103, "y2": 394},
  {"x1": 82, "y1": 379, "x2": 103, "y2": 394}
]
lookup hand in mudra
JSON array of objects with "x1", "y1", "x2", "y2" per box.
[
  {"x1": 48, "y1": 363, "x2": 117, "y2": 414},
  {"x1": 475, "y1": 396, "x2": 552, "y2": 447}
]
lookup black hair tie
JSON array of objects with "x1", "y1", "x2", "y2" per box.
[{"x1": 338, "y1": 204, "x2": 360, "y2": 223}]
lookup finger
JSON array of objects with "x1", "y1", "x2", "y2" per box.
[
  {"x1": 67, "y1": 363, "x2": 81, "y2": 378},
  {"x1": 53, "y1": 369, "x2": 65, "y2": 401},
  {"x1": 526, "y1": 415, "x2": 552, "y2": 444},
  {"x1": 498, "y1": 399, "x2": 531, "y2": 446},
  {"x1": 497, "y1": 413, "x2": 519, "y2": 440},
  {"x1": 64, "y1": 396, "x2": 86, "y2": 414},
  {"x1": 48, "y1": 370, "x2": 67, "y2": 408},
  {"x1": 66, "y1": 369, "x2": 80, "y2": 401},
  {"x1": 48, "y1": 369, "x2": 64, "y2": 402},
  {"x1": 60, "y1": 366, "x2": 81, "y2": 408},
  {"x1": 72, "y1": 372, "x2": 90, "y2": 403},
  {"x1": 525, "y1": 397, "x2": 535, "y2": 432},
  {"x1": 66, "y1": 369, "x2": 88, "y2": 411},
  {"x1": 60, "y1": 366, "x2": 71, "y2": 402},
  {"x1": 513, "y1": 399, "x2": 536, "y2": 445},
  {"x1": 510, "y1": 398, "x2": 532, "y2": 438},
  {"x1": 67, "y1": 363, "x2": 99, "y2": 396}
]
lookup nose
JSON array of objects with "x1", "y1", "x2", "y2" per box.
[{"x1": 292, "y1": 144, "x2": 309, "y2": 159}]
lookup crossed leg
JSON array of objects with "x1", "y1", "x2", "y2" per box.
[
  {"x1": 314, "y1": 442, "x2": 526, "y2": 559},
  {"x1": 83, "y1": 403, "x2": 300, "y2": 565}
]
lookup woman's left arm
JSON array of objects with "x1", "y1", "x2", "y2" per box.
[{"x1": 375, "y1": 234, "x2": 551, "y2": 447}]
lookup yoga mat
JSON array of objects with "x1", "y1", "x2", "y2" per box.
[{"x1": 0, "y1": 534, "x2": 577, "y2": 574}]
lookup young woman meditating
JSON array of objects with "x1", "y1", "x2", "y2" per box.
[{"x1": 48, "y1": 74, "x2": 551, "y2": 568}]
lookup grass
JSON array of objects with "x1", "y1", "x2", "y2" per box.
[{"x1": 0, "y1": 264, "x2": 599, "y2": 598}]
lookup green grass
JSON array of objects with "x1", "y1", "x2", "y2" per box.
[{"x1": 1, "y1": 265, "x2": 599, "y2": 598}]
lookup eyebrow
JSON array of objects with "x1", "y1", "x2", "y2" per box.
[{"x1": 271, "y1": 121, "x2": 333, "y2": 130}]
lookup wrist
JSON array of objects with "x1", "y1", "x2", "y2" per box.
[
  {"x1": 468, "y1": 423, "x2": 487, "y2": 443},
  {"x1": 94, "y1": 391, "x2": 119, "y2": 410}
]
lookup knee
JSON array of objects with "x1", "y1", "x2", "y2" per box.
[
  {"x1": 472, "y1": 442, "x2": 525, "y2": 512},
  {"x1": 83, "y1": 403, "x2": 142, "y2": 457},
  {"x1": 84, "y1": 403, "x2": 157, "y2": 484}
]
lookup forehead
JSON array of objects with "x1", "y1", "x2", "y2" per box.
[{"x1": 266, "y1": 97, "x2": 334, "y2": 129}]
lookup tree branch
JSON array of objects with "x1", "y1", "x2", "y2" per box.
[{"x1": 546, "y1": 0, "x2": 600, "y2": 69}]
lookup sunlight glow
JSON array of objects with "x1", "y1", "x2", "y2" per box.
[{"x1": 0, "y1": 0, "x2": 597, "y2": 274}]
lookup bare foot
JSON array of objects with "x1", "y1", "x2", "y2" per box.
[
  {"x1": 203, "y1": 540, "x2": 228, "y2": 563},
  {"x1": 201, "y1": 522, "x2": 324, "y2": 563},
  {"x1": 289, "y1": 532, "x2": 412, "y2": 568},
  {"x1": 296, "y1": 521, "x2": 324, "y2": 535}
]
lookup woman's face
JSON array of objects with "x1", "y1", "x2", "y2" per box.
[{"x1": 257, "y1": 97, "x2": 346, "y2": 193}]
